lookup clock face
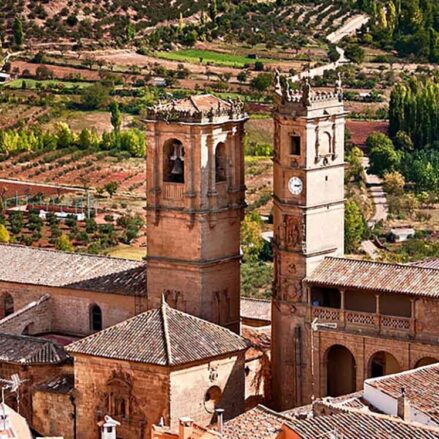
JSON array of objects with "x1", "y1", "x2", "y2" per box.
[{"x1": 288, "y1": 177, "x2": 303, "y2": 195}]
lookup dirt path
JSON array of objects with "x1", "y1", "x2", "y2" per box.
[
  {"x1": 327, "y1": 14, "x2": 370, "y2": 44},
  {"x1": 362, "y1": 157, "x2": 388, "y2": 227}
]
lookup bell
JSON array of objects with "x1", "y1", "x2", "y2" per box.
[
  {"x1": 170, "y1": 144, "x2": 179, "y2": 160},
  {"x1": 171, "y1": 157, "x2": 184, "y2": 175}
]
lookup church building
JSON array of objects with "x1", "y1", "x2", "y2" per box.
[{"x1": 0, "y1": 84, "x2": 436, "y2": 438}]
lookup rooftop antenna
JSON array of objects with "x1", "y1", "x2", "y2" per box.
[{"x1": 0, "y1": 374, "x2": 28, "y2": 416}]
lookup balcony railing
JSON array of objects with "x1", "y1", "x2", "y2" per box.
[
  {"x1": 312, "y1": 306, "x2": 413, "y2": 334},
  {"x1": 163, "y1": 183, "x2": 184, "y2": 200}
]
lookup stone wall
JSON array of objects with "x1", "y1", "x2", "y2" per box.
[
  {"x1": 73, "y1": 354, "x2": 171, "y2": 439},
  {"x1": 0, "y1": 362, "x2": 72, "y2": 430},
  {"x1": 169, "y1": 353, "x2": 245, "y2": 431},
  {"x1": 0, "y1": 282, "x2": 145, "y2": 337},
  {"x1": 32, "y1": 387, "x2": 73, "y2": 439},
  {"x1": 0, "y1": 295, "x2": 52, "y2": 335}
]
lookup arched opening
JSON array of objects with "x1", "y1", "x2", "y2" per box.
[
  {"x1": 90, "y1": 304, "x2": 102, "y2": 332},
  {"x1": 204, "y1": 386, "x2": 222, "y2": 414},
  {"x1": 215, "y1": 142, "x2": 227, "y2": 183},
  {"x1": 368, "y1": 351, "x2": 401, "y2": 378},
  {"x1": 22, "y1": 323, "x2": 34, "y2": 335},
  {"x1": 326, "y1": 345, "x2": 356, "y2": 397},
  {"x1": 415, "y1": 357, "x2": 438, "y2": 368},
  {"x1": 163, "y1": 139, "x2": 185, "y2": 184},
  {"x1": 319, "y1": 132, "x2": 332, "y2": 156},
  {"x1": 4, "y1": 294, "x2": 14, "y2": 317}
]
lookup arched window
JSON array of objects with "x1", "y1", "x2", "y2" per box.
[
  {"x1": 215, "y1": 143, "x2": 227, "y2": 183},
  {"x1": 4, "y1": 294, "x2": 14, "y2": 317},
  {"x1": 90, "y1": 305, "x2": 102, "y2": 332},
  {"x1": 163, "y1": 139, "x2": 185, "y2": 183},
  {"x1": 204, "y1": 386, "x2": 222, "y2": 414},
  {"x1": 415, "y1": 357, "x2": 438, "y2": 368}
]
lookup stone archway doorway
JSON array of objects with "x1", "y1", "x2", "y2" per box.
[
  {"x1": 326, "y1": 345, "x2": 356, "y2": 397},
  {"x1": 369, "y1": 351, "x2": 400, "y2": 378}
]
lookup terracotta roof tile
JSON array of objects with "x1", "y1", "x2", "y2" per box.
[
  {"x1": 286, "y1": 410, "x2": 439, "y2": 438},
  {"x1": 66, "y1": 301, "x2": 249, "y2": 366},
  {"x1": 365, "y1": 363, "x2": 439, "y2": 423},
  {"x1": 305, "y1": 257, "x2": 439, "y2": 298},
  {"x1": 0, "y1": 244, "x2": 145, "y2": 296},
  {"x1": 223, "y1": 405, "x2": 292, "y2": 439},
  {"x1": 241, "y1": 298, "x2": 271, "y2": 323},
  {"x1": 411, "y1": 259, "x2": 439, "y2": 270},
  {"x1": 0, "y1": 332, "x2": 69, "y2": 365}
]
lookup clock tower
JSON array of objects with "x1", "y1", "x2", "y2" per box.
[{"x1": 271, "y1": 76, "x2": 346, "y2": 410}]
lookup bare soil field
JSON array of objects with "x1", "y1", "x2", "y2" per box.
[{"x1": 346, "y1": 120, "x2": 389, "y2": 148}]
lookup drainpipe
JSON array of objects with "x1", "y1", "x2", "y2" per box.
[{"x1": 69, "y1": 393, "x2": 77, "y2": 439}]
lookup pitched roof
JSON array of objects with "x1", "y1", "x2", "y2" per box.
[
  {"x1": 241, "y1": 298, "x2": 271, "y2": 323},
  {"x1": 305, "y1": 257, "x2": 439, "y2": 298},
  {"x1": 411, "y1": 259, "x2": 439, "y2": 270},
  {"x1": 0, "y1": 332, "x2": 69, "y2": 365},
  {"x1": 66, "y1": 301, "x2": 249, "y2": 366},
  {"x1": 285, "y1": 410, "x2": 439, "y2": 438},
  {"x1": 34, "y1": 374, "x2": 74, "y2": 394},
  {"x1": 223, "y1": 405, "x2": 292, "y2": 439},
  {"x1": 365, "y1": 363, "x2": 439, "y2": 424},
  {"x1": 157, "y1": 94, "x2": 233, "y2": 113},
  {"x1": 0, "y1": 244, "x2": 145, "y2": 296}
]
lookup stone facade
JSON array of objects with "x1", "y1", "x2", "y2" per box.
[
  {"x1": 145, "y1": 96, "x2": 248, "y2": 333},
  {"x1": 271, "y1": 82, "x2": 346, "y2": 410},
  {"x1": 72, "y1": 351, "x2": 245, "y2": 439},
  {"x1": 0, "y1": 282, "x2": 146, "y2": 337}
]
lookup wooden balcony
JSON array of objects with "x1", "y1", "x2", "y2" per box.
[{"x1": 312, "y1": 306, "x2": 414, "y2": 335}]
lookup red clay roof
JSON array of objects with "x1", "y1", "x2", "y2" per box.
[
  {"x1": 305, "y1": 257, "x2": 439, "y2": 298},
  {"x1": 223, "y1": 405, "x2": 291, "y2": 439},
  {"x1": 365, "y1": 363, "x2": 439, "y2": 424},
  {"x1": 286, "y1": 410, "x2": 439, "y2": 438},
  {"x1": 0, "y1": 244, "x2": 145, "y2": 296},
  {"x1": 67, "y1": 301, "x2": 249, "y2": 366}
]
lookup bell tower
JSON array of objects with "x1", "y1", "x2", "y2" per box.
[
  {"x1": 271, "y1": 77, "x2": 346, "y2": 410},
  {"x1": 145, "y1": 95, "x2": 247, "y2": 333}
]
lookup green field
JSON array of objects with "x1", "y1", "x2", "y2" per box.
[
  {"x1": 156, "y1": 49, "x2": 275, "y2": 68},
  {"x1": 5, "y1": 79, "x2": 93, "y2": 90}
]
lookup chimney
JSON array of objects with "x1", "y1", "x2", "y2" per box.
[
  {"x1": 179, "y1": 417, "x2": 194, "y2": 439},
  {"x1": 99, "y1": 415, "x2": 120, "y2": 439},
  {"x1": 215, "y1": 408, "x2": 224, "y2": 435},
  {"x1": 397, "y1": 387, "x2": 406, "y2": 420}
]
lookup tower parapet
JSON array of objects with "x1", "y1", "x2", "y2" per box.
[
  {"x1": 145, "y1": 95, "x2": 247, "y2": 124},
  {"x1": 274, "y1": 72, "x2": 344, "y2": 117}
]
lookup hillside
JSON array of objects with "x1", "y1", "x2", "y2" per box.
[{"x1": 0, "y1": 0, "x2": 359, "y2": 48}]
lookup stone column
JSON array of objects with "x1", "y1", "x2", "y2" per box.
[
  {"x1": 376, "y1": 294, "x2": 381, "y2": 332},
  {"x1": 340, "y1": 289, "x2": 345, "y2": 326}
]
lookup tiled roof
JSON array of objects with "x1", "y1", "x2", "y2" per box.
[
  {"x1": 34, "y1": 374, "x2": 74, "y2": 394},
  {"x1": 241, "y1": 298, "x2": 271, "y2": 323},
  {"x1": 67, "y1": 301, "x2": 249, "y2": 366},
  {"x1": 223, "y1": 405, "x2": 292, "y2": 439},
  {"x1": 0, "y1": 244, "x2": 145, "y2": 296},
  {"x1": 411, "y1": 259, "x2": 439, "y2": 270},
  {"x1": 305, "y1": 257, "x2": 439, "y2": 298},
  {"x1": 158, "y1": 94, "x2": 233, "y2": 113},
  {"x1": 0, "y1": 332, "x2": 69, "y2": 365},
  {"x1": 286, "y1": 410, "x2": 439, "y2": 438},
  {"x1": 365, "y1": 363, "x2": 439, "y2": 423}
]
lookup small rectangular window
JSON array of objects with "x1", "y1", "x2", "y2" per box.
[{"x1": 291, "y1": 136, "x2": 301, "y2": 156}]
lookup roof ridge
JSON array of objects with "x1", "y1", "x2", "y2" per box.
[
  {"x1": 0, "y1": 243, "x2": 144, "y2": 265},
  {"x1": 325, "y1": 256, "x2": 439, "y2": 272},
  {"x1": 161, "y1": 299, "x2": 173, "y2": 366},
  {"x1": 167, "y1": 305, "x2": 248, "y2": 344},
  {"x1": 256, "y1": 404, "x2": 295, "y2": 422},
  {"x1": 189, "y1": 95, "x2": 201, "y2": 113}
]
